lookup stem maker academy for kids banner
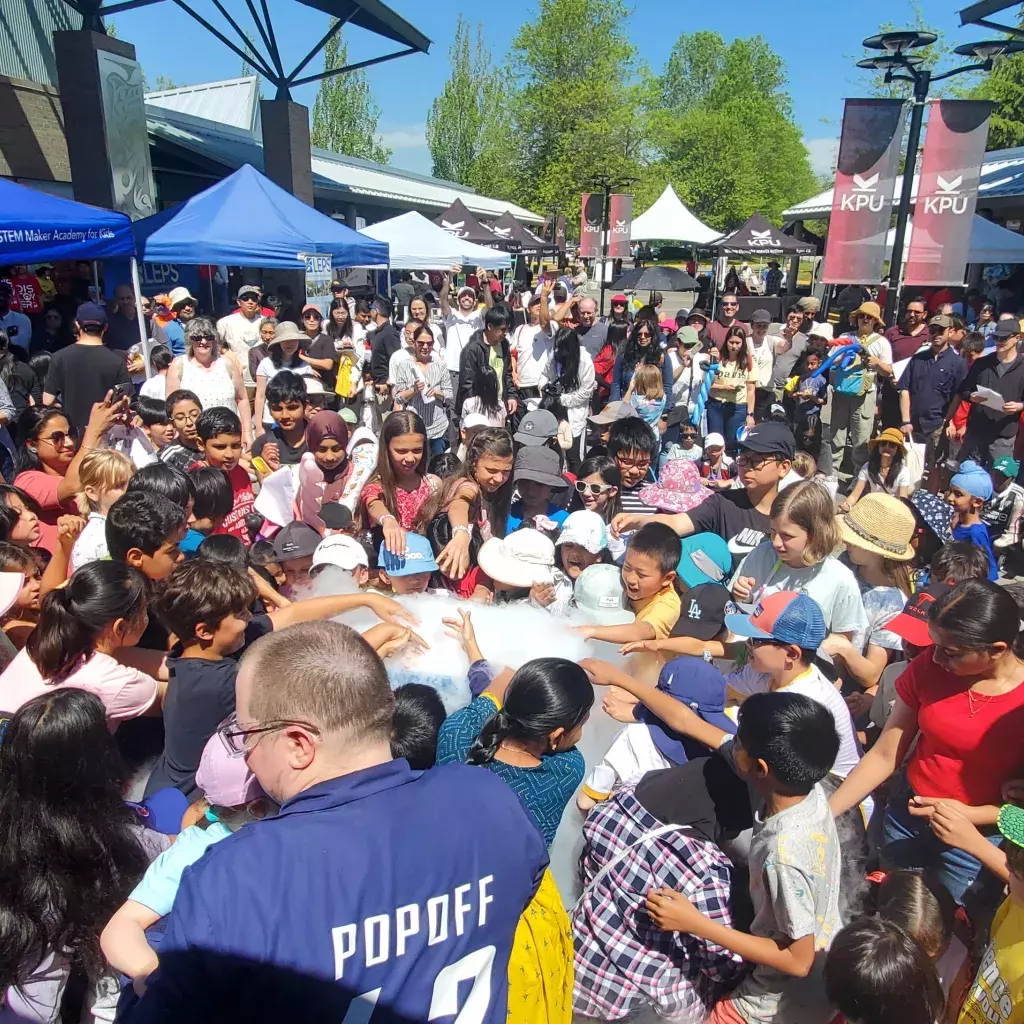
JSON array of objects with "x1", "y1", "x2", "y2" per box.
[
  {"x1": 905, "y1": 99, "x2": 994, "y2": 287},
  {"x1": 821, "y1": 99, "x2": 906, "y2": 285}
]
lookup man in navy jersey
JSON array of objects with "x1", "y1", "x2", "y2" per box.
[{"x1": 129, "y1": 621, "x2": 548, "y2": 1023}]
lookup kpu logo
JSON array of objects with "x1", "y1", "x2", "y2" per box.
[
  {"x1": 441, "y1": 219, "x2": 468, "y2": 237},
  {"x1": 491, "y1": 226, "x2": 512, "y2": 239},
  {"x1": 923, "y1": 175, "x2": 968, "y2": 215},
  {"x1": 611, "y1": 218, "x2": 630, "y2": 235},
  {"x1": 749, "y1": 229, "x2": 781, "y2": 247},
  {"x1": 839, "y1": 171, "x2": 885, "y2": 212}
]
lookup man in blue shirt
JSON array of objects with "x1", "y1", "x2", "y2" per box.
[{"x1": 128, "y1": 621, "x2": 548, "y2": 1023}]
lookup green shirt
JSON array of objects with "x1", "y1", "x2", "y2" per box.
[{"x1": 488, "y1": 343, "x2": 505, "y2": 401}]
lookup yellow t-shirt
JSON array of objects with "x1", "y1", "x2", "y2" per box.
[
  {"x1": 959, "y1": 896, "x2": 1024, "y2": 1024},
  {"x1": 709, "y1": 359, "x2": 754, "y2": 405},
  {"x1": 632, "y1": 584, "x2": 681, "y2": 639}
]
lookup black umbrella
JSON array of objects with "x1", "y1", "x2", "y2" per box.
[{"x1": 612, "y1": 265, "x2": 699, "y2": 291}]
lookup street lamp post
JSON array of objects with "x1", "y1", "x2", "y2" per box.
[{"x1": 857, "y1": 32, "x2": 1024, "y2": 323}]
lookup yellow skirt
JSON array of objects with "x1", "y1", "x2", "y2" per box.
[{"x1": 506, "y1": 868, "x2": 573, "y2": 1024}]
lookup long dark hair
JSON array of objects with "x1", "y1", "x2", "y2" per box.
[
  {"x1": 0, "y1": 484, "x2": 42, "y2": 542},
  {"x1": 930, "y1": 578, "x2": 1024, "y2": 659},
  {"x1": 15, "y1": 407, "x2": 73, "y2": 474},
  {"x1": 27, "y1": 561, "x2": 149, "y2": 682},
  {"x1": 866, "y1": 437, "x2": 906, "y2": 491},
  {"x1": 470, "y1": 365, "x2": 502, "y2": 419},
  {"x1": 551, "y1": 327, "x2": 581, "y2": 392},
  {"x1": 371, "y1": 410, "x2": 429, "y2": 519},
  {"x1": 326, "y1": 297, "x2": 353, "y2": 342},
  {"x1": 721, "y1": 324, "x2": 747, "y2": 367},
  {"x1": 0, "y1": 330, "x2": 17, "y2": 391},
  {"x1": 572, "y1": 455, "x2": 622, "y2": 521},
  {"x1": 269, "y1": 341, "x2": 304, "y2": 370},
  {"x1": 0, "y1": 689, "x2": 150, "y2": 988},
  {"x1": 467, "y1": 658, "x2": 593, "y2": 765},
  {"x1": 621, "y1": 320, "x2": 660, "y2": 370}
]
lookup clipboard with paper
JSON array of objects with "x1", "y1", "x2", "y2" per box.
[{"x1": 971, "y1": 385, "x2": 1006, "y2": 411}]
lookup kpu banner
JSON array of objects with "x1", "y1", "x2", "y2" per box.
[
  {"x1": 607, "y1": 194, "x2": 633, "y2": 258},
  {"x1": 821, "y1": 99, "x2": 906, "y2": 285},
  {"x1": 905, "y1": 99, "x2": 994, "y2": 287},
  {"x1": 579, "y1": 193, "x2": 604, "y2": 258}
]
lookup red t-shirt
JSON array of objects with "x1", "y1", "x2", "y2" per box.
[
  {"x1": 212, "y1": 465, "x2": 256, "y2": 544},
  {"x1": 361, "y1": 475, "x2": 434, "y2": 530},
  {"x1": 10, "y1": 274, "x2": 42, "y2": 315},
  {"x1": 895, "y1": 650, "x2": 1024, "y2": 805}
]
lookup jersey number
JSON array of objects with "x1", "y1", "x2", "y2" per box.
[{"x1": 341, "y1": 945, "x2": 496, "y2": 1024}]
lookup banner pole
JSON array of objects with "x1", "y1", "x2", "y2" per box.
[
  {"x1": 599, "y1": 184, "x2": 611, "y2": 317},
  {"x1": 130, "y1": 258, "x2": 152, "y2": 380}
]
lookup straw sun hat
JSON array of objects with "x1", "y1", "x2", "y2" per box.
[{"x1": 837, "y1": 492, "x2": 915, "y2": 561}]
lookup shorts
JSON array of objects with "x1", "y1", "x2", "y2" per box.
[
  {"x1": 912, "y1": 425, "x2": 946, "y2": 471},
  {"x1": 706, "y1": 998, "x2": 746, "y2": 1024}
]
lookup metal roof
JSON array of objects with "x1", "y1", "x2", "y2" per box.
[
  {"x1": 0, "y1": 0, "x2": 79, "y2": 88},
  {"x1": 145, "y1": 92, "x2": 543, "y2": 225},
  {"x1": 146, "y1": 77, "x2": 261, "y2": 132},
  {"x1": 782, "y1": 145, "x2": 1024, "y2": 219}
]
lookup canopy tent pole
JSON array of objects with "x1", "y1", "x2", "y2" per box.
[
  {"x1": 130, "y1": 258, "x2": 153, "y2": 380},
  {"x1": 92, "y1": 261, "x2": 100, "y2": 302}
]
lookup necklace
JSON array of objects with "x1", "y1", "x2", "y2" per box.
[{"x1": 967, "y1": 687, "x2": 998, "y2": 718}]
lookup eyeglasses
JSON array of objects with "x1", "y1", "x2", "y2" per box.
[
  {"x1": 172, "y1": 410, "x2": 200, "y2": 424},
  {"x1": 38, "y1": 428, "x2": 78, "y2": 448},
  {"x1": 735, "y1": 453, "x2": 778, "y2": 470},
  {"x1": 220, "y1": 711, "x2": 321, "y2": 755},
  {"x1": 575, "y1": 481, "x2": 613, "y2": 495},
  {"x1": 617, "y1": 456, "x2": 651, "y2": 470}
]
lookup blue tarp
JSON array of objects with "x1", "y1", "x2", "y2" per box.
[
  {"x1": 133, "y1": 164, "x2": 388, "y2": 269},
  {"x1": 0, "y1": 178, "x2": 135, "y2": 264}
]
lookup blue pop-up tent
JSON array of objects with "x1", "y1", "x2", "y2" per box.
[
  {"x1": 132, "y1": 164, "x2": 388, "y2": 269},
  {"x1": 0, "y1": 178, "x2": 135, "y2": 264}
]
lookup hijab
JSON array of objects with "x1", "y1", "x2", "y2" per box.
[{"x1": 305, "y1": 411, "x2": 349, "y2": 482}]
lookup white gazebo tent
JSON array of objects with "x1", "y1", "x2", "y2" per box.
[
  {"x1": 361, "y1": 210, "x2": 511, "y2": 270},
  {"x1": 886, "y1": 215, "x2": 1024, "y2": 265},
  {"x1": 630, "y1": 184, "x2": 721, "y2": 244}
]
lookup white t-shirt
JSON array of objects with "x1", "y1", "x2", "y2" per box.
[
  {"x1": 138, "y1": 374, "x2": 167, "y2": 400},
  {"x1": 216, "y1": 310, "x2": 263, "y2": 386},
  {"x1": 512, "y1": 323, "x2": 553, "y2": 389},
  {"x1": 749, "y1": 338, "x2": 775, "y2": 388},
  {"x1": 667, "y1": 350, "x2": 708, "y2": 408},
  {"x1": 443, "y1": 309, "x2": 484, "y2": 371},
  {"x1": 70, "y1": 511, "x2": 109, "y2": 574},
  {"x1": 460, "y1": 397, "x2": 506, "y2": 428},
  {"x1": 855, "y1": 462, "x2": 911, "y2": 496}
]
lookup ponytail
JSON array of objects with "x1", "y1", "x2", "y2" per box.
[
  {"x1": 27, "y1": 562, "x2": 149, "y2": 682},
  {"x1": 465, "y1": 658, "x2": 593, "y2": 767}
]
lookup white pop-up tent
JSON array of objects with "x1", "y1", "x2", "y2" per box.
[
  {"x1": 361, "y1": 210, "x2": 511, "y2": 270},
  {"x1": 886, "y1": 215, "x2": 1024, "y2": 265},
  {"x1": 630, "y1": 184, "x2": 721, "y2": 245}
]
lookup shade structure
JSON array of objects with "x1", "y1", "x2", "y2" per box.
[
  {"x1": 712, "y1": 213, "x2": 817, "y2": 257},
  {"x1": 0, "y1": 178, "x2": 135, "y2": 264},
  {"x1": 630, "y1": 185, "x2": 720, "y2": 245},
  {"x1": 488, "y1": 211, "x2": 558, "y2": 256},
  {"x1": 435, "y1": 197, "x2": 499, "y2": 247},
  {"x1": 360, "y1": 210, "x2": 511, "y2": 270},
  {"x1": 613, "y1": 266, "x2": 699, "y2": 291},
  {"x1": 133, "y1": 163, "x2": 388, "y2": 269},
  {"x1": 885, "y1": 214, "x2": 1024, "y2": 265}
]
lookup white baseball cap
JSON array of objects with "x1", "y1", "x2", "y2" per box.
[
  {"x1": 573, "y1": 564, "x2": 634, "y2": 625},
  {"x1": 310, "y1": 535, "x2": 368, "y2": 574},
  {"x1": 556, "y1": 510, "x2": 608, "y2": 554},
  {"x1": 703, "y1": 432, "x2": 725, "y2": 449}
]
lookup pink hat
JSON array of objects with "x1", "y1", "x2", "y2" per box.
[
  {"x1": 196, "y1": 729, "x2": 264, "y2": 807},
  {"x1": 639, "y1": 458, "x2": 710, "y2": 514},
  {"x1": 658, "y1": 318, "x2": 678, "y2": 334}
]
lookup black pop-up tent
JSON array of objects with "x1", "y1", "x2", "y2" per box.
[
  {"x1": 435, "y1": 198, "x2": 499, "y2": 248},
  {"x1": 711, "y1": 213, "x2": 817, "y2": 257},
  {"x1": 488, "y1": 211, "x2": 559, "y2": 256}
]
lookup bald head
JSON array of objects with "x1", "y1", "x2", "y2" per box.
[
  {"x1": 578, "y1": 297, "x2": 597, "y2": 326},
  {"x1": 114, "y1": 283, "x2": 136, "y2": 315}
]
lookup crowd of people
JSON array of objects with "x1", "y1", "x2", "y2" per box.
[{"x1": 0, "y1": 258, "x2": 1022, "y2": 1024}]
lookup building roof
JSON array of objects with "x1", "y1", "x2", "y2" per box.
[
  {"x1": 144, "y1": 79, "x2": 542, "y2": 225},
  {"x1": 783, "y1": 145, "x2": 1024, "y2": 220}
]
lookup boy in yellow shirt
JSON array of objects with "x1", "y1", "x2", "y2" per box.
[
  {"x1": 576, "y1": 523, "x2": 681, "y2": 644},
  {"x1": 959, "y1": 803, "x2": 1024, "y2": 1024}
]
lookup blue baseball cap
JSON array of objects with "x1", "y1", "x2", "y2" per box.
[
  {"x1": 677, "y1": 532, "x2": 731, "y2": 588},
  {"x1": 379, "y1": 532, "x2": 438, "y2": 577},
  {"x1": 725, "y1": 590, "x2": 826, "y2": 649},
  {"x1": 75, "y1": 301, "x2": 107, "y2": 328},
  {"x1": 635, "y1": 656, "x2": 736, "y2": 764}
]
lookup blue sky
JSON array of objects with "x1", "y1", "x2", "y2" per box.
[{"x1": 117, "y1": 0, "x2": 976, "y2": 180}]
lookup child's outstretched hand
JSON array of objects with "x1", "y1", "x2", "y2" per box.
[
  {"x1": 645, "y1": 888, "x2": 704, "y2": 933},
  {"x1": 530, "y1": 580, "x2": 556, "y2": 607},
  {"x1": 374, "y1": 624, "x2": 429, "y2": 660},
  {"x1": 443, "y1": 608, "x2": 483, "y2": 663},
  {"x1": 380, "y1": 516, "x2": 406, "y2": 558},
  {"x1": 731, "y1": 575, "x2": 755, "y2": 603},
  {"x1": 619, "y1": 639, "x2": 662, "y2": 655}
]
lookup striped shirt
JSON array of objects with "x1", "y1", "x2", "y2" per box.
[
  {"x1": 394, "y1": 358, "x2": 453, "y2": 439},
  {"x1": 618, "y1": 481, "x2": 658, "y2": 517}
]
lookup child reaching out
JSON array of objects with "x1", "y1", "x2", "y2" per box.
[
  {"x1": 945, "y1": 460, "x2": 998, "y2": 582},
  {"x1": 70, "y1": 448, "x2": 135, "y2": 573},
  {"x1": 361, "y1": 411, "x2": 439, "y2": 557}
]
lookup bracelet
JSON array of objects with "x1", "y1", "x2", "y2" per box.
[
  {"x1": 452, "y1": 524, "x2": 472, "y2": 536},
  {"x1": 379, "y1": 513, "x2": 397, "y2": 524}
]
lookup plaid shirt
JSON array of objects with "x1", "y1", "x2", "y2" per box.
[{"x1": 571, "y1": 785, "x2": 747, "y2": 1022}]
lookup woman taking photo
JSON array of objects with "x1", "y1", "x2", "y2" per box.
[
  {"x1": 705, "y1": 325, "x2": 755, "y2": 452},
  {"x1": 165, "y1": 317, "x2": 251, "y2": 446},
  {"x1": 0, "y1": 689, "x2": 166, "y2": 1020},
  {"x1": 609, "y1": 320, "x2": 673, "y2": 406},
  {"x1": 830, "y1": 579, "x2": 1024, "y2": 908},
  {"x1": 547, "y1": 327, "x2": 595, "y2": 470}
]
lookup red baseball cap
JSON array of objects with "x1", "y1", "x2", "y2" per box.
[
  {"x1": 611, "y1": 294, "x2": 627, "y2": 305},
  {"x1": 885, "y1": 583, "x2": 952, "y2": 647}
]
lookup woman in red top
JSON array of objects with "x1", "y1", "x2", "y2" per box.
[
  {"x1": 13, "y1": 400, "x2": 123, "y2": 551},
  {"x1": 830, "y1": 579, "x2": 1024, "y2": 906}
]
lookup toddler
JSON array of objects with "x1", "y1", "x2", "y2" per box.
[{"x1": 70, "y1": 448, "x2": 135, "y2": 573}]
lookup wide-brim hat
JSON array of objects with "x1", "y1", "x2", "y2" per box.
[
  {"x1": 168, "y1": 286, "x2": 197, "y2": 309},
  {"x1": 868, "y1": 427, "x2": 907, "y2": 452},
  {"x1": 639, "y1": 459, "x2": 710, "y2": 514},
  {"x1": 837, "y1": 493, "x2": 915, "y2": 561},
  {"x1": 0, "y1": 572, "x2": 24, "y2": 618},
  {"x1": 271, "y1": 322, "x2": 306, "y2": 346},
  {"x1": 686, "y1": 308, "x2": 710, "y2": 324},
  {"x1": 478, "y1": 532, "x2": 554, "y2": 589},
  {"x1": 849, "y1": 301, "x2": 884, "y2": 328}
]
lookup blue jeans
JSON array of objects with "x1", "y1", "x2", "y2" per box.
[
  {"x1": 705, "y1": 400, "x2": 747, "y2": 452},
  {"x1": 429, "y1": 436, "x2": 447, "y2": 456}
]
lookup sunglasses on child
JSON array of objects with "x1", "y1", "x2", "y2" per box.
[{"x1": 575, "y1": 481, "x2": 614, "y2": 495}]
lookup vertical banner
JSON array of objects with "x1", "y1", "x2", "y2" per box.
[
  {"x1": 607, "y1": 194, "x2": 634, "y2": 258},
  {"x1": 304, "y1": 255, "x2": 333, "y2": 318},
  {"x1": 579, "y1": 193, "x2": 604, "y2": 258},
  {"x1": 905, "y1": 99, "x2": 994, "y2": 286},
  {"x1": 821, "y1": 99, "x2": 906, "y2": 285},
  {"x1": 96, "y1": 50, "x2": 156, "y2": 220},
  {"x1": 555, "y1": 215, "x2": 566, "y2": 250}
]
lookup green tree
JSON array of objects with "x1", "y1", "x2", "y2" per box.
[
  {"x1": 649, "y1": 32, "x2": 816, "y2": 229},
  {"x1": 311, "y1": 23, "x2": 391, "y2": 164},
  {"x1": 426, "y1": 17, "x2": 501, "y2": 184},
  {"x1": 977, "y1": 51, "x2": 1024, "y2": 149}
]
